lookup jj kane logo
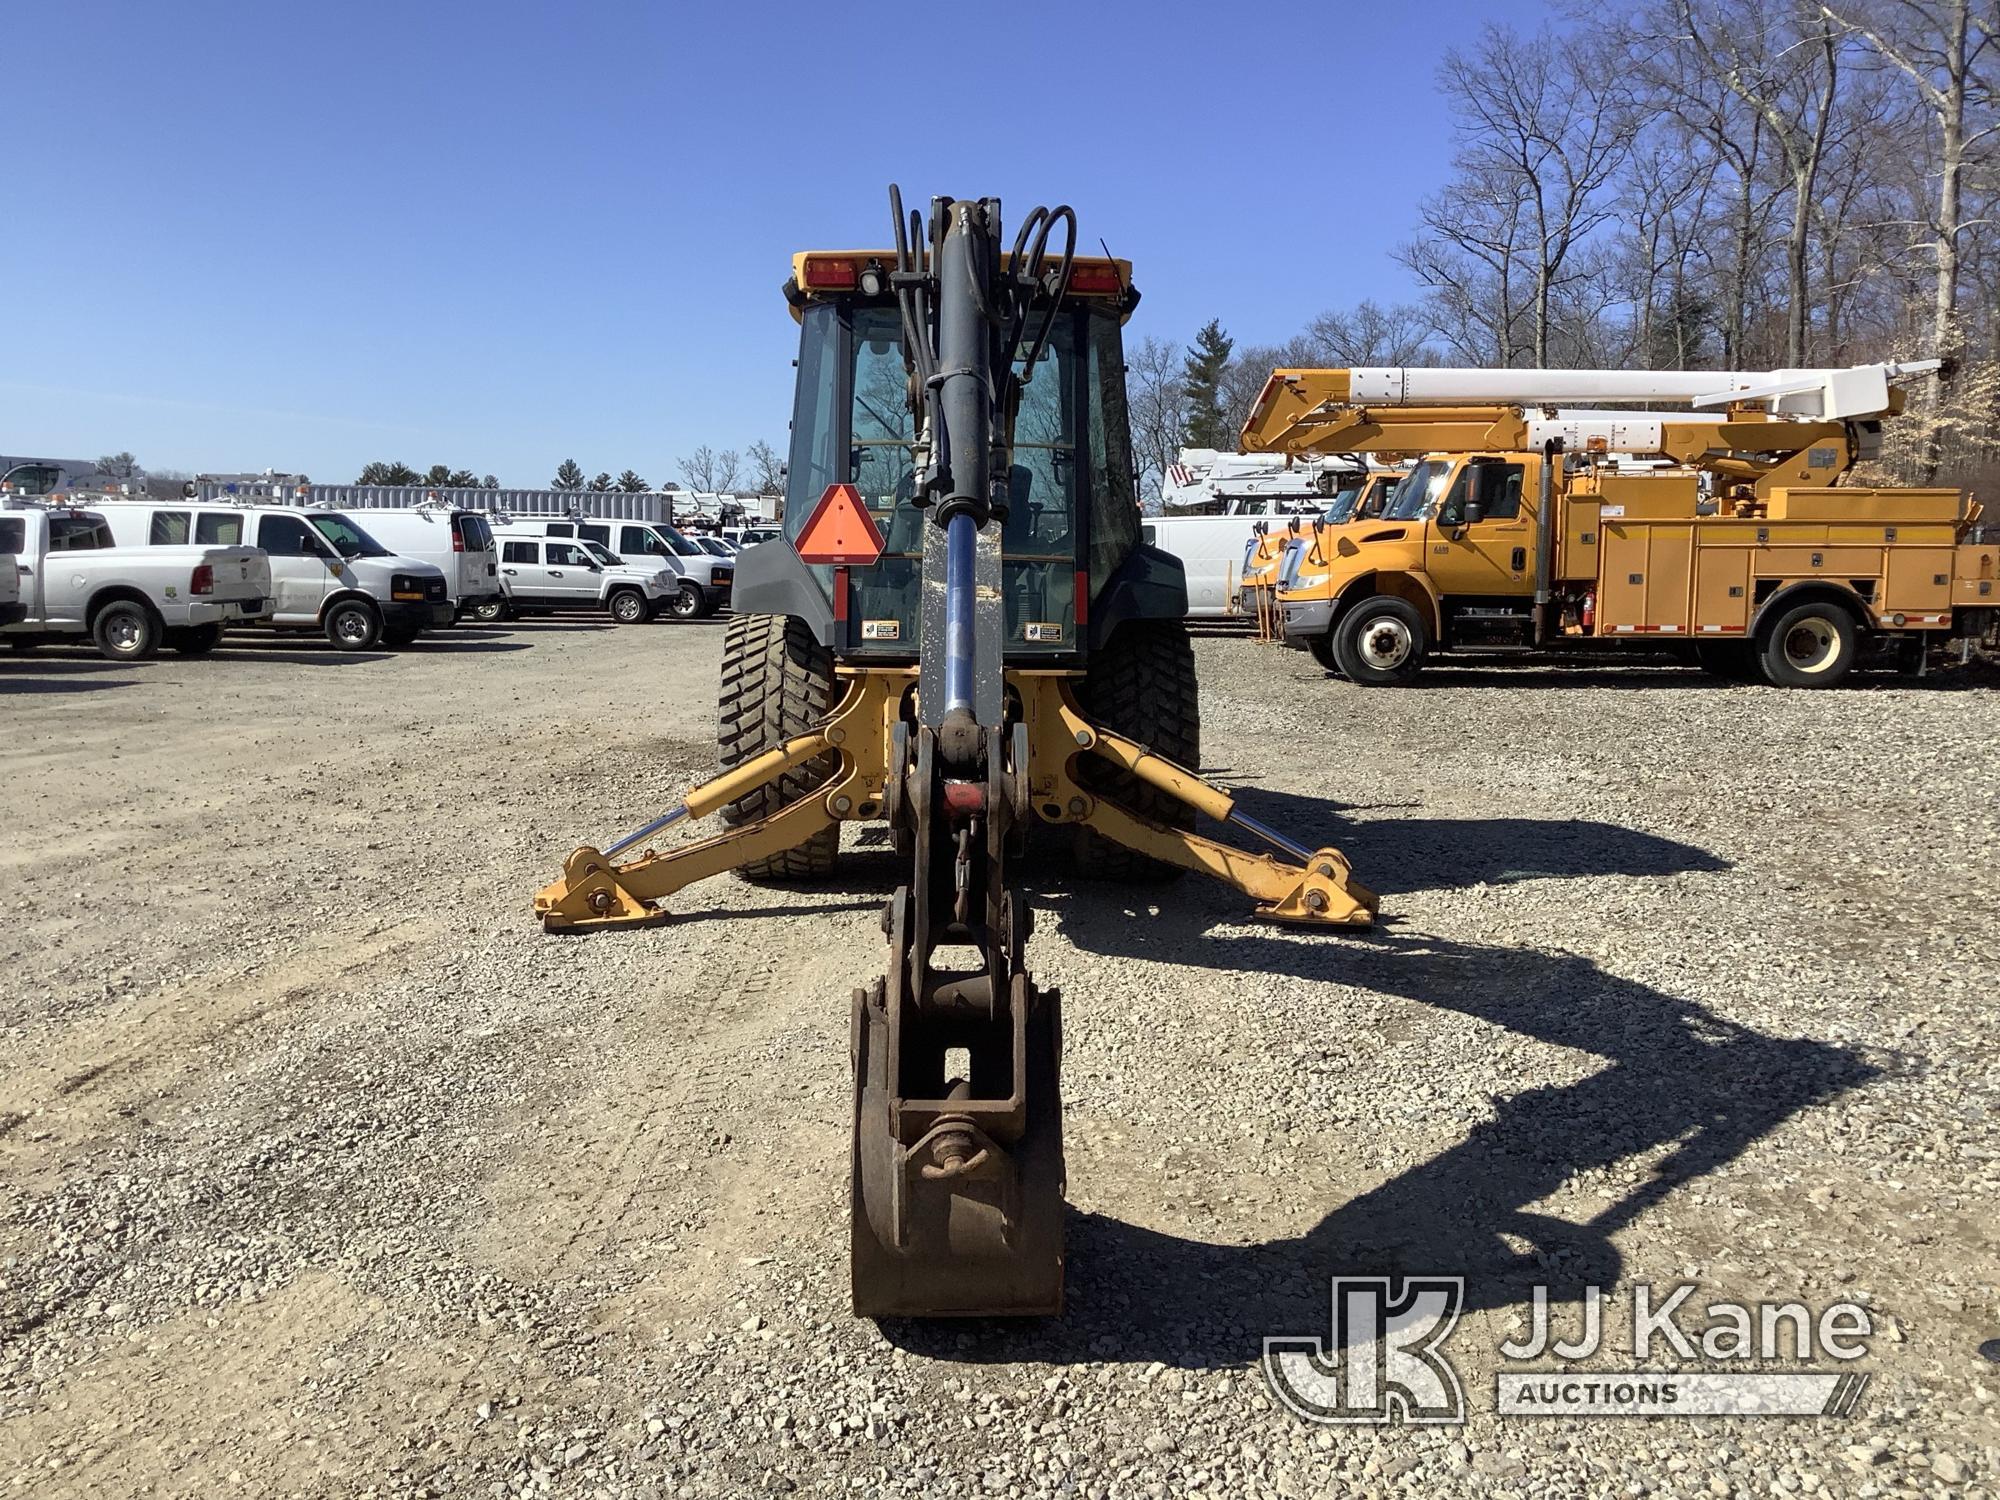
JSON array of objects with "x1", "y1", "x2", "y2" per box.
[{"x1": 1264, "y1": 1279, "x2": 1875, "y2": 1425}]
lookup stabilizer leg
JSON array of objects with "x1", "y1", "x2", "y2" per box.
[
  {"x1": 1024, "y1": 675, "x2": 1379, "y2": 927},
  {"x1": 534, "y1": 672, "x2": 901, "y2": 932}
]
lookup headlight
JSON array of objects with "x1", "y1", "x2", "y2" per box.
[{"x1": 390, "y1": 572, "x2": 426, "y2": 601}]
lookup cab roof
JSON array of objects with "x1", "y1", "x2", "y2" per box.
[{"x1": 785, "y1": 251, "x2": 1137, "y2": 323}]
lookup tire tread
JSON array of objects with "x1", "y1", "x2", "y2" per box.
[{"x1": 718, "y1": 613, "x2": 840, "y2": 880}]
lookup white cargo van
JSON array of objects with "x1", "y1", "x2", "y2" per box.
[
  {"x1": 321, "y1": 503, "x2": 502, "y2": 621},
  {"x1": 94, "y1": 500, "x2": 452, "y2": 650},
  {"x1": 526, "y1": 517, "x2": 730, "y2": 619}
]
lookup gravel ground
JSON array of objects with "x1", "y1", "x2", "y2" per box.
[{"x1": 2, "y1": 619, "x2": 1997, "y2": 1499}]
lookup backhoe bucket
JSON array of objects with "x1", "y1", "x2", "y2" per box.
[{"x1": 849, "y1": 973, "x2": 1066, "y2": 1318}]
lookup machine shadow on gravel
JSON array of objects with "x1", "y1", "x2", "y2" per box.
[
  {"x1": 1223, "y1": 787, "x2": 1731, "y2": 894},
  {"x1": 880, "y1": 830, "x2": 1874, "y2": 1370}
]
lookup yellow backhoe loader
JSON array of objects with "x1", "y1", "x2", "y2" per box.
[{"x1": 535, "y1": 190, "x2": 1376, "y2": 1317}]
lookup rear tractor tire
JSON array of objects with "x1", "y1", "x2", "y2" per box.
[
  {"x1": 1071, "y1": 619, "x2": 1201, "y2": 884},
  {"x1": 718, "y1": 612, "x2": 840, "y2": 882}
]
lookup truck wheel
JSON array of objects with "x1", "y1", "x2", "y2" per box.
[
  {"x1": 1332, "y1": 597, "x2": 1428, "y2": 686},
  {"x1": 169, "y1": 623, "x2": 223, "y2": 656},
  {"x1": 718, "y1": 613, "x2": 839, "y2": 881},
  {"x1": 608, "y1": 587, "x2": 648, "y2": 624},
  {"x1": 1071, "y1": 620, "x2": 1200, "y2": 883},
  {"x1": 92, "y1": 600, "x2": 161, "y2": 661},
  {"x1": 469, "y1": 598, "x2": 506, "y2": 624},
  {"x1": 1758, "y1": 600, "x2": 1858, "y2": 688},
  {"x1": 324, "y1": 598, "x2": 383, "y2": 652},
  {"x1": 668, "y1": 582, "x2": 706, "y2": 620}
]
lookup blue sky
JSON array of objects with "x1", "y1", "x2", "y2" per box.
[{"x1": 5, "y1": 0, "x2": 1540, "y2": 486}]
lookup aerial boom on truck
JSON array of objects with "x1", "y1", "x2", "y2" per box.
[{"x1": 1238, "y1": 362, "x2": 1994, "y2": 686}]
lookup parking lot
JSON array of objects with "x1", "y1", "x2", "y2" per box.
[{"x1": 3, "y1": 622, "x2": 1997, "y2": 1498}]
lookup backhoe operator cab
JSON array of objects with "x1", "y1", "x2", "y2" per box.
[{"x1": 731, "y1": 252, "x2": 1186, "y2": 654}]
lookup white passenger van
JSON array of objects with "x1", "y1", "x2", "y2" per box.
[
  {"x1": 94, "y1": 500, "x2": 453, "y2": 650},
  {"x1": 319, "y1": 502, "x2": 501, "y2": 622}
]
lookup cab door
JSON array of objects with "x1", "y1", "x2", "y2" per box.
[
  {"x1": 255, "y1": 512, "x2": 336, "y2": 623},
  {"x1": 1427, "y1": 456, "x2": 1537, "y2": 601}
]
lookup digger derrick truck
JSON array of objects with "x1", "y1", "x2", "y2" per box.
[
  {"x1": 534, "y1": 190, "x2": 1376, "y2": 1317},
  {"x1": 1239, "y1": 362, "x2": 1999, "y2": 686}
]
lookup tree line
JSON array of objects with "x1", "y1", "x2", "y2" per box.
[
  {"x1": 1130, "y1": 0, "x2": 1998, "y2": 498},
  {"x1": 349, "y1": 439, "x2": 785, "y2": 494}
]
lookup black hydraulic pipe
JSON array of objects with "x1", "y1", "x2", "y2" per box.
[{"x1": 1533, "y1": 436, "x2": 1563, "y2": 645}]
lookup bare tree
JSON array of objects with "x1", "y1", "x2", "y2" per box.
[
  {"x1": 1422, "y1": 26, "x2": 1638, "y2": 366},
  {"x1": 1678, "y1": 0, "x2": 1845, "y2": 366},
  {"x1": 745, "y1": 439, "x2": 785, "y2": 494},
  {"x1": 95, "y1": 451, "x2": 141, "y2": 480},
  {"x1": 1125, "y1": 335, "x2": 1186, "y2": 506},
  {"x1": 1822, "y1": 0, "x2": 1999, "y2": 476},
  {"x1": 1398, "y1": 165, "x2": 1535, "y2": 363},
  {"x1": 1299, "y1": 301, "x2": 1438, "y2": 365},
  {"x1": 678, "y1": 445, "x2": 741, "y2": 492}
]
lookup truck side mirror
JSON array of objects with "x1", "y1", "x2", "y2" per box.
[{"x1": 1462, "y1": 498, "x2": 1485, "y2": 525}]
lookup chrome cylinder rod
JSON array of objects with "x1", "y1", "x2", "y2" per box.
[
  {"x1": 942, "y1": 510, "x2": 978, "y2": 714},
  {"x1": 1227, "y1": 808, "x2": 1315, "y2": 865},
  {"x1": 602, "y1": 802, "x2": 692, "y2": 860}
]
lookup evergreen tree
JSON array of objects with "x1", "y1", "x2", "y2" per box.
[
  {"x1": 616, "y1": 469, "x2": 648, "y2": 492},
  {"x1": 445, "y1": 468, "x2": 478, "y2": 487},
  {"x1": 424, "y1": 464, "x2": 452, "y2": 486},
  {"x1": 1180, "y1": 320, "x2": 1235, "y2": 450},
  {"x1": 552, "y1": 459, "x2": 585, "y2": 490},
  {"x1": 587, "y1": 472, "x2": 615, "y2": 492},
  {"x1": 359, "y1": 460, "x2": 421, "y2": 485}
]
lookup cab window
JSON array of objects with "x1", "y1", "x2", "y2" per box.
[
  {"x1": 546, "y1": 542, "x2": 590, "y2": 567},
  {"x1": 49, "y1": 515, "x2": 113, "y2": 551},
  {"x1": 195, "y1": 513, "x2": 242, "y2": 545},
  {"x1": 258, "y1": 514, "x2": 325, "y2": 556},
  {"x1": 502, "y1": 541, "x2": 539, "y2": 563},
  {"x1": 1470, "y1": 461, "x2": 1525, "y2": 520},
  {"x1": 149, "y1": 510, "x2": 191, "y2": 544},
  {"x1": 0, "y1": 518, "x2": 21, "y2": 553},
  {"x1": 580, "y1": 524, "x2": 610, "y2": 546}
]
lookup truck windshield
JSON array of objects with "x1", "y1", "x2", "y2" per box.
[
  {"x1": 309, "y1": 514, "x2": 392, "y2": 558},
  {"x1": 654, "y1": 525, "x2": 703, "y2": 558},
  {"x1": 1322, "y1": 483, "x2": 1365, "y2": 523},
  {"x1": 1383, "y1": 461, "x2": 1451, "y2": 521}
]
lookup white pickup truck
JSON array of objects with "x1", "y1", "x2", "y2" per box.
[{"x1": 0, "y1": 502, "x2": 271, "y2": 660}]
